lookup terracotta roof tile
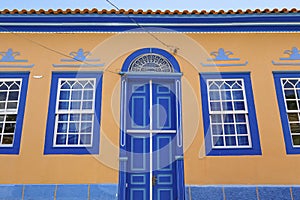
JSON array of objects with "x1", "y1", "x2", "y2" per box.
[{"x1": 0, "y1": 8, "x2": 300, "y2": 15}]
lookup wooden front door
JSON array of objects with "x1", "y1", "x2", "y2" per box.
[{"x1": 125, "y1": 79, "x2": 178, "y2": 200}]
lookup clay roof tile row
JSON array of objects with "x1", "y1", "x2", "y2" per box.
[{"x1": 0, "y1": 8, "x2": 299, "y2": 15}]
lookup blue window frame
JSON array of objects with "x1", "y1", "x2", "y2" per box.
[
  {"x1": 273, "y1": 72, "x2": 300, "y2": 154},
  {"x1": 0, "y1": 72, "x2": 29, "y2": 154},
  {"x1": 200, "y1": 72, "x2": 261, "y2": 156},
  {"x1": 44, "y1": 72, "x2": 102, "y2": 154}
]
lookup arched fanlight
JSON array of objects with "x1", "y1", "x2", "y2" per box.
[{"x1": 128, "y1": 53, "x2": 174, "y2": 72}]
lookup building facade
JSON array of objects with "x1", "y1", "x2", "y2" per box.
[{"x1": 0, "y1": 8, "x2": 300, "y2": 200}]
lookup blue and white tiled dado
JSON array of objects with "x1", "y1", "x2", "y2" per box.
[
  {"x1": 0, "y1": 184, "x2": 300, "y2": 199},
  {"x1": 0, "y1": 184, "x2": 118, "y2": 200},
  {"x1": 185, "y1": 185, "x2": 300, "y2": 200}
]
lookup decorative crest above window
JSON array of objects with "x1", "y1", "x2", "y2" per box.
[
  {"x1": 0, "y1": 48, "x2": 28, "y2": 62},
  {"x1": 0, "y1": 49, "x2": 34, "y2": 68},
  {"x1": 53, "y1": 48, "x2": 104, "y2": 67},
  {"x1": 129, "y1": 53, "x2": 174, "y2": 72},
  {"x1": 61, "y1": 48, "x2": 100, "y2": 62},
  {"x1": 272, "y1": 47, "x2": 300, "y2": 65},
  {"x1": 209, "y1": 48, "x2": 240, "y2": 61},
  {"x1": 201, "y1": 48, "x2": 248, "y2": 67}
]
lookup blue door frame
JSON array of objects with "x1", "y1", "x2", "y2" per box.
[{"x1": 118, "y1": 74, "x2": 185, "y2": 200}]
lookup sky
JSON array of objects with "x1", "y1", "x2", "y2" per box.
[{"x1": 1, "y1": 0, "x2": 300, "y2": 11}]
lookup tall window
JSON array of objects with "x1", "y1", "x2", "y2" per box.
[
  {"x1": 208, "y1": 79, "x2": 251, "y2": 148},
  {"x1": 0, "y1": 79, "x2": 22, "y2": 146},
  {"x1": 0, "y1": 73, "x2": 29, "y2": 154},
  {"x1": 200, "y1": 73, "x2": 261, "y2": 156},
  {"x1": 281, "y1": 79, "x2": 300, "y2": 147},
  {"x1": 54, "y1": 78, "x2": 95, "y2": 147},
  {"x1": 44, "y1": 72, "x2": 102, "y2": 154},
  {"x1": 274, "y1": 73, "x2": 300, "y2": 154}
]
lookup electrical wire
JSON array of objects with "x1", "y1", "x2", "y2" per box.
[
  {"x1": 0, "y1": 25, "x2": 121, "y2": 75},
  {"x1": 0, "y1": 4, "x2": 186, "y2": 74},
  {"x1": 105, "y1": 0, "x2": 179, "y2": 54},
  {"x1": 0, "y1": 26, "x2": 94, "y2": 63}
]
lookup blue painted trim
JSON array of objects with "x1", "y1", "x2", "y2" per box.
[
  {"x1": 273, "y1": 72, "x2": 300, "y2": 154},
  {"x1": 272, "y1": 61, "x2": 300, "y2": 66},
  {"x1": 0, "y1": 64, "x2": 34, "y2": 68},
  {"x1": 118, "y1": 76, "x2": 127, "y2": 200},
  {"x1": 4, "y1": 25, "x2": 300, "y2": 32},
  {"x1": 3, "y1": 14, "x2": 300, "y2": 32},
  {"x1": 44, "y1": 71, "x2": 102, "y2": 155},
  {"x1": 199, "y1": 72, "x2": 262, "y2": 156},
  {"x1": 280, "y1": 58, "x2": 300, "y2": 60},
  {"x1": 61, "y1": 58, "x2": 100, "y2": 62},
  {"x1": 121, "y1": 48, "x2": 181, "y2": 73},
  {"x1": 52, "y1": 64, "x2": 104, "y2": 67},
  {"x1": 2, "y1": 13, "x2": 300, "y2": 22},
  {"x1": 273, "y1": 71, "x2": 300, "y2": 74},
  {"x1": 0, "y1": 72, "x2": 29, "y2": 154},
  {"x1": 201, "y1": 62, "x2": 248, "y2": 67},
  {"x1": 176, "y1": 159, "x2": 185, "y2": 200},
  {"x1": 208, "y1": 58, "x2": 240, "y2": 61},
  {"x1": 0, "y1": 60, "x2": 28, "y2": 62},
  {"x1": 200, "y1": 71, "x2": 252, "y2": 75},
  {"x1": 120, "y1": 72, "x2": 182, "y2": 77}
]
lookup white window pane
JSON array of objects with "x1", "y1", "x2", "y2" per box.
[
  {"x1": 81, "y1": 114, "x2": 92, "y2": 121},
  {"x1": 0, "y1": 92, "x2": 7, "y2": 101},
  {"x1": 82, "y1": 101, "x2": 93, "y2": 109},
  {"x1": 211, "y1": 114, "x2": 222, "y2": 123},
  {"x1": 68, "y1": 134, "x2": 79, "y2": 145},
  {"x1": 83, "y1": 90, "x2": 93, "y2": 100},
  {"x1": 225, "y1": 136, "x2": 236, "y2": 146},
  {"x1": 54, "y1": 78, "x2": 95, "y2": 147},
  {"x1": 56, "y1": 134, "x2": 67, "y2": 145},
  {"x1": 58, "y1": 114, "x2": 68, "y2": 121},
  {"x1": 213, "y1": 136, "x2": 224, "y2": 146},
  {"x1": 207, "y1": 79, "x2": 251, "y2": 148},
  {"x1": 80, "y1": 134, "x2": 92, "y2": 145},
  {"x1": 59, "y1": 91, "x2": 70, "y2": 100},
  {"x1": 71, "y1": 90, "x2": 82, "y2": 100},
  {"x1": 0, "y1": 79, "x2": 22, "y2": 147},
  {"x1": 58, "y1": 102, "x2": 69, "y2": 110},
  {"x1": 238, "y1": 136, "x2": 249, "y2": 146},
  {"x1": 292, "y1": 135, "x2": 300, "y2": 146},
  {"x1": 210, "y1": 102, "x2": 221, "y2": 111}
]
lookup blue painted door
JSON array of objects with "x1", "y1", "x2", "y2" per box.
[
  {"x1": 126, "y1": 79, "x2": 177, "y2": 200},
  {"x1": 152, "y1": 134, "x2": 176, "y2": 200}
]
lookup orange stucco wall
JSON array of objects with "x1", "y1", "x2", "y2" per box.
[{"x1": 0, "y1": 32, "x2": 299, "y2": 184}]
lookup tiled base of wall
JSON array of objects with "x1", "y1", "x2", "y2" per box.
[
  {"x1": 185, "y1": 185, "x2": 300, "y2": 200},
  {"x1": 0, "y1": 184, "x2": 300, "y2": 199},
  {"x1": 0, "y1": 184, "x2": 118, "y2": 200}
]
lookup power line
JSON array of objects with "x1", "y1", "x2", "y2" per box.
[
  {"x1": 0, "y1": 26, "x2": 96, "y2": 64},
  {"x1": 105, "y1": 0, "x2": 179, "y2": 54},
  {"x1": 0, "y1": 26, "x2": 121, "y2": 75},
  {"x1": 0, "y1": 5, "x2": 186, "y2": 74}
]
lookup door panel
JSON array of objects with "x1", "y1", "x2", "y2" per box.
[
  {"x1": 126, "y1": 79, "x2": 178, "y2": 200},
  {"x1": 127, "y1": 134, "x2": 150, "y2": 200},
  {"x1": 127, "y1": 81, "x2": 150, "y2": 130},
  {"x1": 152, "y1": 81, "x2": 176, "y2": 131},
  {"x1": 153, "y1": 134, "x2": 176, "y2": 200}
]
